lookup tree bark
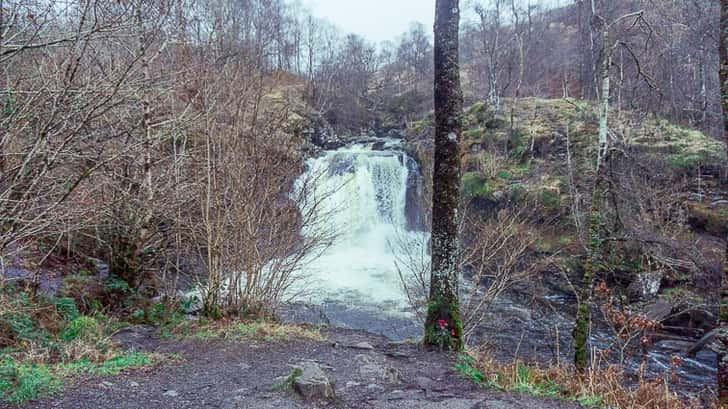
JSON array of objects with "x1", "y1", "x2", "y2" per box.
[
  {"x1": 717, "y1": 0, "x2": 728, "y2": 404},
  {"x1": 573, "y1": 163, "x2": 606, "y2": 372},
  {"x1": 425, "y1": 0, "x2": 464, "y2": 351}
]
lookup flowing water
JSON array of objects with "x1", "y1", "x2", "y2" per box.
[{"x1": 289, "y1": 138, "x2": 427, "y2": 337}]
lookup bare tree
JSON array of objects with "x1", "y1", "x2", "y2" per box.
[{"x1": 717, "y1": 0, "x2": 728, "y2": 404}]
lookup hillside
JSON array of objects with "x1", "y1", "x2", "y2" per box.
[{"x1": 406, "y1": 97, "x2": 725, "y2": 321}]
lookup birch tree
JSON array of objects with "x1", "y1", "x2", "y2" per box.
[
  {"x1": 425, "y1": 0, "x2": 464, "y2": 351},
  {"x1": 572, "y1": 6, "x2": 651, "y2": 373}
]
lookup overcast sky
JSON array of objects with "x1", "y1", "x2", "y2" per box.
[{"x1": 303, "y1": 0, "x2": 436, "y2": 44}]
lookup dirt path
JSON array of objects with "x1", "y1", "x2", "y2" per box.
[{"x1": 18, "y1": 328, "x2": 583, "y2": 409}]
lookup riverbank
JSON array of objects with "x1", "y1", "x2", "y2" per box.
[{"x1": 17, "y1": 325, "x2": 585, "y2": 409}]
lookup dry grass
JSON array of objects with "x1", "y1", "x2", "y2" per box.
[
  {"x1": 177, "y1": 319, "x2": 325, "y2": 343},
  {"x1": 462, "y1": 347, "x2": 715, "y2": 409}
]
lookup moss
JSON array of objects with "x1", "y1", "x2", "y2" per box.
[
  {"x1": 462, "y1": 172, "x2": 492, "y2": 199},
  {"x1": 464, "y1": 101, "x2": 491, "y2": 125},
  {"x1": 509, "y1": 184, "x2": 527, "y2": 202},
  {"x1": 497, "y1": 170, "x2": 511, "y2": 180},
  {"x1": 463, "y1": 127, "x2": 485, "y2": 141},
  {"x1": 540, "y1": 189, "x2": 561, "y2": 209},
  {"x1": 424, "y1": 296, "x2": 463, "y2": 351},
  {"x1": 485, "y1": 118, "x2": 507, "y2": 130},
  {"x1": 687, "y1": 202, "x2": 728, "y2": 236}
]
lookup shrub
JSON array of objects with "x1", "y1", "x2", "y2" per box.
[
  {"x1": 540, "y1": 189, "x2": 561, "y2": 209},
  {"x1": 60, "y1": 317, "x2": 100, "y2": 342}
]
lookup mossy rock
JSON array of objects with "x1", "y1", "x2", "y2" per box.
[{"x1": 687, "y1": 202, "x2": 728, "y2": 236}]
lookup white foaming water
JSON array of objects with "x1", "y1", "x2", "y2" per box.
[{"x1": 296, "y1": 140, "x2": 428, "y2": 311}]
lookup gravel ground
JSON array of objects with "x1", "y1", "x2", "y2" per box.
[{"x1": 17, "y1": 328, "x2": 583, "y2": 409}]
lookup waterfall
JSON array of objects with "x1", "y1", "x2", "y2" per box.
[{"x1": 296, "y1": 139, "x2": 428, "y2": 311}]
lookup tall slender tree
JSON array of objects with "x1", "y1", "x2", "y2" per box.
[
  {"x1": 425, "y1": 0, "x2": 464, "y2": 351},
  {"x1": 717, "y1": 0, "x2": 728, "y2": 404}
]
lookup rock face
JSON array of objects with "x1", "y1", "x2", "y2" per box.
[
  {"x1": 404, "y1": 155, "x2": 426, "y2": 231},
  {"x1": 292, "y1": 361, "x2": 336, "y2": 400},
  {"x1": 626, "y1": 271, "x2": 663, "y2": 302}
]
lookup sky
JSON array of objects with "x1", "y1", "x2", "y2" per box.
[{"x1": 303, "y1": 0, "x2": 436, "y2": 44}]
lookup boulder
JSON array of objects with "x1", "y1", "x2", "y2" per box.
[
  {"x1": 626, "y1": 271, "x2": 663, "y2": 302},
  {"x1": 292, "y1": 361, "x2": 336, "y2": 400}
]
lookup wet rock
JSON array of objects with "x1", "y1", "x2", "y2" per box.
[
  {"x1": 662, "y1": 305, "x2": 715, "y2": 336},
  {"x1": 371, "y1": 141, "x2": 387, "y2": 151},
  {"x1": 404, "y1": 155, "x2": 425, "y2": 231},
  {"x1": 328, "y1": 154, "x2": 356, "y2": 176},
  {"x1": 292, "y1": 361, "x2": 335, "y2": 400},
  {"x1": 644, "y1": 300, "x2": 673, "y2": 321}
]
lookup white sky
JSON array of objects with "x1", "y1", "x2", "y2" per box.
[{"x1": 304, "y1": 0, "x2": 436, "y2": 44}]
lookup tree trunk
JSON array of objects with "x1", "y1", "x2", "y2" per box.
[
  {"x1": 574, "y1": 15, "x2": 611, "y2": 374},
  {"x1": 573, "y1": 162, "x2": 607, "y2": 372},
  {"x1": 717, "y1": 0, "x2": 728, "y2": 404},
  {"x1": 425, "y1": 0, "x2": 464, "y2": 351},
  {"x1": 597, "y1": 28, "x2": 610, "y2": 169}
]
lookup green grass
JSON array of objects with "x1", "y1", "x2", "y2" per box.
[
  {"x1": 454, "y1": 356, "x2": 606, "y2": 407},
  {"x1": 0, "y1": 359, "x2": 61, "y2": 404},
  {"x1": 60, "y1": 316, "x2": 100, "y2": 341},
  {"x1": 0, "y1": 352, "x2": 160, "y2": 404},
  {"x1": 0, "y1": 285, "x2": 175, "y2": 404},
  {"x1": 454, "y1": 355, "x2": 485, "y2": 385}
]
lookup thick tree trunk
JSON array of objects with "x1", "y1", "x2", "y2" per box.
[
  {"x1": 717, "y1": 0, "x2": 728, "y2": 404},
  {"x1": 425, "y1": 0, "x2": 464, "y2": 351}
]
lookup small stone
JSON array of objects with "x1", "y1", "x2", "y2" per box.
[
  {"x1": 345, "y1": 381, "x2": 362, "y2": 388},
  {"x1": 129, "y1": 381, "x2": 140, "y2": 388},
  {"x1": 383, "y1": 367, "x2": 401, "y2": 384},
  {"x1": 366, "y1": 384, "x2": 385, "y2": 392},
  {"x1": 163, "y1": 390, "x2": 179, "y2": 397},
  {"x1": 352, "y1": 342, "x2": 374, "y2": 350},
  {"x1": 99, "y1": 381, "x2": 113, "y2": 388}
]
